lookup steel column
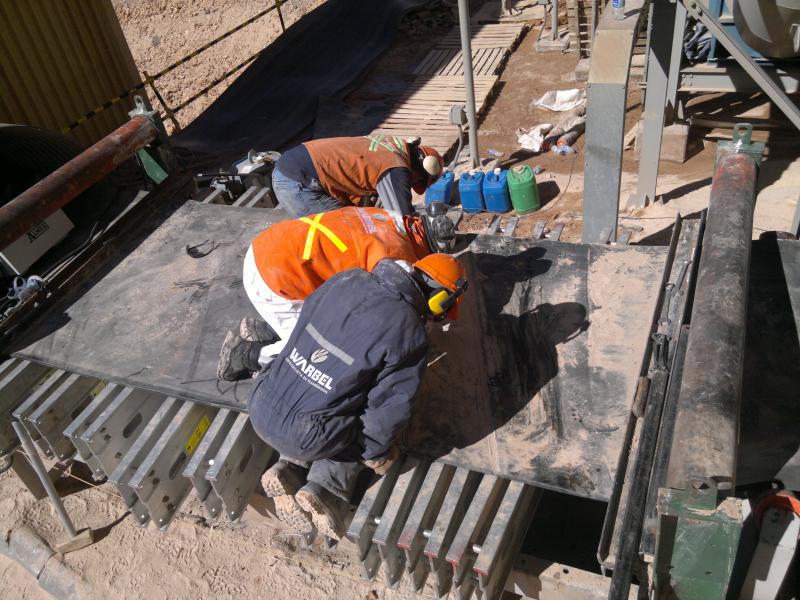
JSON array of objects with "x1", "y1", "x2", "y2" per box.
[
  {"x1": 582, "y1": 0, "x2": 645, "y2": 242},
  {"x1": 630, "y1": 0, "x2": 681, "y2": 207},
  {"x1": 457, "y1": 0, "x2": 480, "y2": 167},
  {"x1": 0, "y1": 115, "x2": 157, "y2": 251},
  {"x1": 667, "y1": 147, "x2": 759, "y2": 491}
]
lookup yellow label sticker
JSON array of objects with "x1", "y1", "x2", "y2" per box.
[{"x1": 185, "y1": 415, "x2": 211, "y2": 457}]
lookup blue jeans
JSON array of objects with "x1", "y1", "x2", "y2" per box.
[{"x1": 272, "y1": 166, "x2": 344, "y2": 217}]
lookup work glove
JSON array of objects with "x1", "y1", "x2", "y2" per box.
[{"x1": 364, "y1": 445, "x2": 400, "y2": 476}]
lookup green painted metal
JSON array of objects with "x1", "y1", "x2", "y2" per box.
[
  {"x1": 715, "y1": 123, "x2": 765, "y2": 167},
  {"x1": 653, "y1": 482, "x2": 745, "y2": 599},
  {"x1": 136, "y1": 148, "x2": 169, "y2": 185}
]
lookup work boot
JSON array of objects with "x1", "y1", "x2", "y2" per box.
[
  {"x1": 261, "y1": 460, "x2": 308, "y2": 497},
  {"x1": 217, "y1": 331, "x2": 262, "y2": 381},
  {"x1": 273, "y1": 495, "x2": 313, "y2": 534},
  {"x1": 239, "y1": 317, "x2": 279, "y2": 344},
  {"x1": 295, "y1": 481, "x2": 349, "y2": 541}
]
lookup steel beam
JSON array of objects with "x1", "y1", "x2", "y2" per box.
[
  {"x1": 424, "y1": 468, "x2": 482, "y2": 597},
  {"x1": 63, "y1": 382, "x2": 121, "y2": 478},
  {"x1": 582, "y1": 0, "x2": 646, "y2": 242},
  {"x1": 0, "y1": 116, "x2": 157, "y2": 251},
  {"x1": 679, "y1": 64, "x2": 800, "y2": 94},
  {"x1": 82, "y1": 387, "x2": 164, "y2": 482},
  {"x1": 0, "y1": 359, "x2": 51, "y2": 455},
  {"x1": 27, "y1": 373, "x2": 100, "y2": 462},
  {"x1": 397, "y1": 461, "x2": 455, "y2": 592},
  {"x1": 182, "y1": 408, "x2": 238, "y2": 520},
  {"x1": 206, "y1": 412, "x2": 272, "y2": 521},
  {"x1": 129, "y1": 401, "x2": 216, "y2": 530},
  {"x1": 371, "y1": 457, "x2": 429, "y2": 588},
  {"x1": 108, "y1": 397, "x2": 182, "y2": 526}
]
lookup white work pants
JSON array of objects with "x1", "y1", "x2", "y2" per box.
[{"x1": 242, "y1": 245, "x2": 304, "y2": 365}]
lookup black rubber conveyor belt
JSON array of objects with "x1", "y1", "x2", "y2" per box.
[
  {"x1": 11, "y1": 201, "x2": 669, "y2": 501},
  {"x1": 171, "y1": 0, "x2": 429, "y2": 170}
]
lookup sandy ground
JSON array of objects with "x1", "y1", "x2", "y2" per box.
[
  {"x1": 112, "y1": 0, "x2": 325, "y2": 133},
  {"x1": 5, "y1": 3, "x2": 800, "y2": 599},
  {"x1": 0, "y1": 460, "x2": 442, "y2": 600}
]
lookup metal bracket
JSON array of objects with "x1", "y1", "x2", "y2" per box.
[
  {"x1": 128, "y1": 95, "x2": 177, "y2": 175},
  {"x1": 716, "y1": 123, "x2": 765, "y2": 168}
]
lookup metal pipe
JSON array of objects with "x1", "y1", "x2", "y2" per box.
[
  {"x1": 0, "y1": 116, "x2": 157, "y2": 251},
  {"x1": 457, "y1": 0, "x2": 480, "y2": 168},
  {"x1": 666, "y1": 151, "x2": 757, "y2": 492},
  {"x1": 11, "y1": 420, "x2": 78, "y2": 538}
]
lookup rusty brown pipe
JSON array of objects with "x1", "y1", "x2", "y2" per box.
[{"x1": 0, "y1": 116, "x2": 158, "y2": 251}]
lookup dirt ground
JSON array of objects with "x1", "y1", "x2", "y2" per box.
[
  {"x1": 5, "y1": 2, "x2": 800, "y2": 599},
  {"x1": 112, "y1": 0, "x2": 325, "y2": 133}
]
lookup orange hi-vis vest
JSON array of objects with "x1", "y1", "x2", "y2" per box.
[
  {"x1": 304, "y1": 136, "x2": 412, "y2": 203},
  {"x1": 251, "y1": 207, "x2": 429, "y2": 301}
]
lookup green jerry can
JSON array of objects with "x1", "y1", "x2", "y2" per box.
[{"x1": 507, "y1": 164, "x2": 540, "y2": 214}]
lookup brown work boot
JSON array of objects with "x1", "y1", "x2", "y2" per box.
[
  {"x1": 261, "y1": 460, "x2": 308, "y2": 497},
  {"x1": 274, "y1": 495, "x2": 313, "y2": 534},
  {"x1": 295, "y1": 481, "x2": 348, "y2": 541}
]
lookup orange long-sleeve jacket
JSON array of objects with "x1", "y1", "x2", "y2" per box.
[{"x1": 251, "y1": 207, "x2": 429, "y2": 301}]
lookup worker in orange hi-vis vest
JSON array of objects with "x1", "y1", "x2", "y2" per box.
[
  {"x1": 217, "y1": 204, "x2": 456, "y2": 381},
  {"x1": 271, "y1": 135, "x2": 445, "y2": 217}
]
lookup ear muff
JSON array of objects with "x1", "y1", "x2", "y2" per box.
[
  {"x1": 422, "y1": 155, "x2": 442, "y2": 177},
  {"x1": 428, "y1": 289, "x2": 452, "y2": 316},
  {"x1": 426, "y1": 278, "x2": 468, "y2": 320}
]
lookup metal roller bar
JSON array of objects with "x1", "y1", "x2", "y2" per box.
[
  {"x1": 129, "y1": 401, "x2": 217, "y2": 530},
  {"x1": 82, "y1": 387, "x2": 164, "y2": 482},
  {"x1": 232, "y1": 186, "x2": 259, "y2": 207},
  {"x1": 347, "y1": 461, "x2": 402, "y2": 580},
  {"x1": 667, "y1": 145, "x2": 759, "y2": 492},
  {"x1": 206, "y1": 412, "x2": 272, "y2": 521},
  {"x1": 501, "y1": 217, "x2": 519, "y2": 237},
  {"x1": 0, "y1": 359, "x2": 51, "y2": 454},
  {"x1": 397, "y1": 462, "x2": 455, "y2": 593},
  {"x1": 63, "y1": 382, "x2": 122, "y2": 479},
  {"x1": 485, "y1": 216, "x2": 501, "y2": 236},
  {"x1": 424, "y1": 468, "x2": 483, "y2": 597},
  {"x1": 108, "y1": 397, "x2": 183, "y2": 526},
  {"x1": 446, "y1": 475, "x2": 507, "y2": 595},
  {"x1": 0, "y1": 116, "x2": 157, "y2": 251},
  {"x1": 371, "y1": 457, "x2": 429, "y2": 588},
  {"x1": 473, "y1": 482, "x2": 540, "y2": 599},
  {"x1": 246, "y1": 187, "x2": 272, "y2": 208},
  {"x1": 27, "y1": 373, "x2": 101, "y2": 461},
  {"x1": 183, "y1": 409, "x2": 238, "y2": 520}
]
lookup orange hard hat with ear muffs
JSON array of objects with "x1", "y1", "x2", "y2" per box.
[
  {"x1": 414, "y1": 253, "x2": 468, "y2": 321},
  {"x1": 407, "y1": 138, "x2": 444, "y2": 194}
]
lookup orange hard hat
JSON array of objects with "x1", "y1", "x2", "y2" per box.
[
  {"x1": 414, "y1": 253, "x2": 467, "y2": 320},
  {"x1": 412, "y1": 146, "x2": 445, "y2": 194}
]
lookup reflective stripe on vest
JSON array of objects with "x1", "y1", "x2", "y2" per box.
[{"x1": 298, "y1": 213, "x2": 349, "y2": 261}]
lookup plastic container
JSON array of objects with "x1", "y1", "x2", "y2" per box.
[
  {"x1": 458, "y1": 170, "x2": 485, "y2": 213},
  {"x1": 507, "y1": 164, "x2": 540, "y2": 214},
  {"x1": 482, "y1": 168, "x2": 512, "y2": 213},
  {"x1": 425, "y1": 170, "x2": 455, "y2": 206}
]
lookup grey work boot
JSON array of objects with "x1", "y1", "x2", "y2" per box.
[
  {"x1": 239, "y1": 317, "x2": 278, "y2": 343},
  {"x1": 217, "y1": 331, "x2": 262, "y2": 381},
  {"x1": 261, "y1": 460, "x2": 308, "y2": 497},
  {"x1": 295, "y1": 481, "x2": 349, "y2": 541}
]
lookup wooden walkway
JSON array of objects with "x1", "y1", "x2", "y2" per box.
[{"x1": 370, "y1": 22, "x2": 529, "y2": 156}]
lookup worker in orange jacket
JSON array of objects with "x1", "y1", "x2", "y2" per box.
[
  {"x1": 271, "y1": 135, "x2": 445, "y2": 217},
  {"x1": 217, "y1": 204, "x2": 456, "y2": 381}
]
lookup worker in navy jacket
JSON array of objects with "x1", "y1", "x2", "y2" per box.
[{"x1": 248, "y1": 253, "x2": 467, "y2": 539}]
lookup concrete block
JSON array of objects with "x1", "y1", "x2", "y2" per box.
[{"x1": 635, "y1": 122, "x2": 701, "y2": 164}]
